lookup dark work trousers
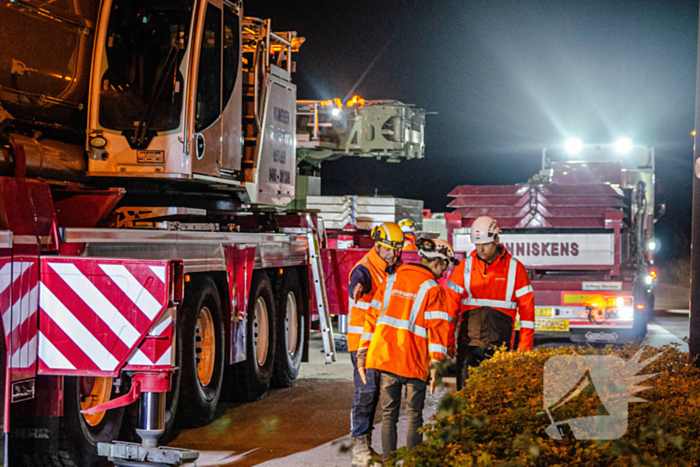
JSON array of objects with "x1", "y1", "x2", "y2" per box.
[
  {"x1": 456, "y1": 307, "x2": 513, "y2": 390},
  {"x1": 456, "y1": 345, "x2": 496, "y2": 390},
  {"x1": 379, "y1": 371, "x2": 427, "y2": 461},
  {"x1": 350, "y1": 351, "x2": 380, "y2": 438}
]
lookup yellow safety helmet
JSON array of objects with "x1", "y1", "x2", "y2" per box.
[
  {"x1": 371, "y1": 222, "x2": 404, "y2": 250},
  {"x1": 398, "y1": 218, "x2": 416, "y2": 234}
]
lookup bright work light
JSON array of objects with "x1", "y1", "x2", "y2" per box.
[
  {"x1": 618, "y1": 307, "x2": 634, "y2": 320},
  {"x1": 565, "y1": 138, "x2": 583, "y2": 155},
  {"x1": 614, "y1": 137, "x2": 633, "y2": 154}
]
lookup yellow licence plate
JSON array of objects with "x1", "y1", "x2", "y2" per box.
[
  {"x1": 515, "y1": 318, "x2": 569, "y2": 332},
  {"x1": 535, "y1": 308, "x2": 552, "y2": 317},
  {"x1": 535, "y1": 319, "x2": 569, "y2": 332}
]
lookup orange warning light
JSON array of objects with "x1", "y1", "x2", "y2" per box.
[{"x1": 346, "y1": 95, "x2": 365, "y2": 107}]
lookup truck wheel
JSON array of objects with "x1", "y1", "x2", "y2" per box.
[
  {"x1": 272, "y1": 269, "x2": 306, "y2": 387},
  {"x1": 42, "y1": 376, "x2": 125, "y2": 467},
  {"x1": 177, "y1": 277, "x2": 224, "y2": 428},
  {"x1": 236, "y1": 271, "x2": 277, "y2": 401},
  {"x1": 161, "y1": 329, "x2": 182, "y2": 441},
  {"x1": 633, "y1": 283, "x2": 650, "y2": 340},
  {"x1": 634, "y1": 309, "x2": 649, "y2": 340}
]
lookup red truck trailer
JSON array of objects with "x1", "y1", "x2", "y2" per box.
[{"x1": 448, "y1": 141, "x2": 660, "y2": 344}]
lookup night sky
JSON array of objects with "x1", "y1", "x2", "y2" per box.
[{"x1": 248, "y1": 1, "x2": 699, "y2": 262}]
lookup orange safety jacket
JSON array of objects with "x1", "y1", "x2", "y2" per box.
[
  {"x1": 347, "y1": 247, "x2": 393, "y2": 352},
  {"x1": 446, "y1": 248, "x2": 535, "y2": 350},
  {"x1": 403, "y1": 233, "x2": 417, "y2": 251},
  {"x1": 360, "y1": 264, "x2": 449, "y2": 381}
]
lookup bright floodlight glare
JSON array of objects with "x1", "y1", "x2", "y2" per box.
[
  {"x1": 648, "y1": 240, "x2": 656, "y2": 251},
  {"x1": 331, "y1": 108, "x2": 340, "y2": 116},
  {"x1": 565, "y1": 137, "x2": 583, "y2": 155},
  {"x1": 619, "y1": 307, "x2": 634, "y2": 320},
  {"x1": 614, "y1": 137, "x2": 633, "y2": 154}
]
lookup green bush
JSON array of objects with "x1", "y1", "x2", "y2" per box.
[{"x1": 392, "y1": 344, "x2": 699, "y2": 467}]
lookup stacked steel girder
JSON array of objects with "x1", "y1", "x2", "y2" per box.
[{"x1": 448, "y1": 184, "x2": 628, "y2": 229}]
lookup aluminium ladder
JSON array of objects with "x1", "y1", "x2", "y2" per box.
[{"x1": 287, "y1": 216, "x2": 336, "y2": 363}]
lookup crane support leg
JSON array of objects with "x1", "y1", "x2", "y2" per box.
[{"x1": 95, "y1": 372, "x2": 199, "y2": 466}]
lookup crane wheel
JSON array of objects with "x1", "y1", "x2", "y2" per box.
[
  {"x1": 231, "y1": 271, "x2": 277, "y2": 401},
  {"x1": 272, "y1": 268, "x2": 306, "y2": 388},
  {"x1": 176, "y1": 276, "x2": 224, "y2": 428}
]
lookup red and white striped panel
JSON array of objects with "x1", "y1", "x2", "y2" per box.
[
  {"x1": 0, "y1": 257, "x2": 39, "y2": 380},
  {"x1": 123, "y1": 307, "x2": 174, "y2": 371},
  {"x1": 38, "y1": 257, "x2": 171, "y2": 377}
]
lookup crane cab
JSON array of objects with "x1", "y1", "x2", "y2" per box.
[{"x1": 87, "y1": 0, "x2": 300, "y2": 206}]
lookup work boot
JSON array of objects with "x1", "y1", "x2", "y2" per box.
[
  {"x1": 351, "y1": 435, "x2": 372, "y2": 467},
  {"x1": 367, "y1": 431, "x2": 381, "y2": 460}
]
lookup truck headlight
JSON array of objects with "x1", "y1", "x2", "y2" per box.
[
  {"x1": 614, "y1": 137, "x2": 633, "y2": 154},
  {"x1": 618, "y1": 307, "x2": 634, "y2": 320},
  {"x1": 565, "y1": 137, "x2": 583, "y2": 155}
]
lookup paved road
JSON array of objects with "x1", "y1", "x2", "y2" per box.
[{"x1": 170, "y1": 300, "x2": 690, "y2": 466}]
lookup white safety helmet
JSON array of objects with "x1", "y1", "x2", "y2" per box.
[
  {"x1": 417, "y1": 238, "x2": 459, "y2": 265},
  {"x1": 470, "y1": 216, "x2": 500, "y2": 245},
  {"x1": 398, "y1": 218, "x2": 416, "y2": 234}
]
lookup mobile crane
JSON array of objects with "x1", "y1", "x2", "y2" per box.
[{"x1": 0, "y1": 0, "x2": 427, "y2": 465}]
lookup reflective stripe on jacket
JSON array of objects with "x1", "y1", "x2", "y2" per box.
[
  {"x1": 446, "y1": 248, "x2": 535, "y2": 350},
  {"x1": 360, "y1": 264, "x2": 449, "y2": 381},
  {"x1": 347, "y1": 248, "x2": 390, "y2": 352},
  {"x1": 403, "y1": 233, "x2": 417, "y2": 251}
]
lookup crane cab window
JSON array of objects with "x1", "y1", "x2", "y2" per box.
[
  {"x1": 195, "y1": 4, "x2": 222, "y2": 132},
  {"x1": 223, "y1": 9, "x2": 240, "y2": 111}
]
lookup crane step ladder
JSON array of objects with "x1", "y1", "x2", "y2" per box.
[{"x1": 287, "y1": 218, "x2": 336, "y2": 363}]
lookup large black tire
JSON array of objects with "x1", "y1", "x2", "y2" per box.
[
  {"x1": 633, "y1": 281, "x2": 650, "y2": 340},
  {"x1": 234, "y1": 271, "x2": 277, "y2": 401},
  {"x1": 176, "y1": 276, "x2": 225, "y2": 428},
  {"x1": 272, "y1": 269, "x2": 306, "y2": 388},
  {"x1": 19, "y1": 377, "x2": 125, "y2": 467},
  {"x1": 161, "y1": 327, "x2": 182, "y2": 439}
]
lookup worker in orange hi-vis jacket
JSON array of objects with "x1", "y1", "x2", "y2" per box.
[
  {"x1": 357, "y1": 238, "x2": 458, "y2": 461},
  {"x1": 347, "y1": 222, "x2": 403, "y2": 467},
  {"x1": 398, "y1": 218, "x2": 418, "y2": 251},
  {"x1": 445, "y1": 216, "x2": 535, "y2": 390}
]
